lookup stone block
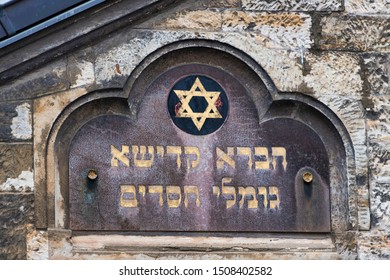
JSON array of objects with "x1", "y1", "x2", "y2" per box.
[
  {"x1": 371, "y1": 183, "x2": 390, "y2": 232},
  {"x1": 318, "y1": 15, "x2": 390, "y2": 52},
  {"x1": 358, "y1": 232, "x2": 390, "y2": 259},
  {"x1": 304, "y1": 52, "x2": 363, "y2": 97},
  {"x1": 346, "y1": 0, "x2": 390, "y2": 15},
  {"x1": 362, "y1": 54, "x2": 390, "y2": 96},
  {"x1": 0, "y1": 193, "x2": 34, "y2": 259},
  {"x1": 242, "y1": 0, "x2": 343, "y2": 11},
  {"x1": 0, "y1": 143, "x2": 33, "y2": 192},
  {"x1": 367, "y1": 96, "x2": 390, "y2": 182},
  {"x1": 0, "y1": 60, "x2": 69, "y2": 102},
  {"x1": 0, "y1": 101, "x2": 32, "y2": 141},
  {"x1": 94, "y1": 29, "x2": 306, "y2": 91},
  {"x1": 367, "y1": 96, "x2": 390, "y2": 141},
  {"x1": 222, "y1": 11, "x2": 312, "y2": 49},
  {"x1": 368, "y1": 144, "x2": 390, "y2": 181},
  {"x1": 152, "y1": 10, "x2": 222, "y2": 31}
]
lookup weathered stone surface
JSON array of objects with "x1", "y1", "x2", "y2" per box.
[
  {"x1": 334, "y1": 232, "x2": 358, "y2": 259},
  {"x1": 367, "y1": 96, "x2": 390, "y2": 182},
  {"x1": 0, "y1": 101, "x2": 32, "y2": 141},
  {"x1": 50, "y1": 233, "x2": 340, "y2": 259},
  {"x1": 153, "y1": 10, "x2": 222, "y2": 31},
  {"x1": 0, "y1": 144, "x2": 33, "y2": 192},
  {"x1": 371, "y1": 183, "x2": 390, "y2": 230},
  {"x1": 242, "y1": 0, "x2": 343, "y2": 11},
  {"x1": 318, "y1": 15, "x2": 390, "y2": 52},
  {"x1": 304, "y1": 52, "x2": 363, "y2": 97},
  {"x1": 222, "y1": 11, "x2": 312, "y2": 49},
  {"x1": 362, "y1": 54, "x2": 390, "y2": 96},
  {"x1": 149, "y1": 9, "x2": 313, "y2": 49},
  {"x1": 358, "y1": 187, "x2": 371, "y2": 230},
  {"x1": 316, "y1": 94, "x2": 367, "y2": 232},
  {"x1": 346, "y1": 0, "x2": 390, "y2": 15},
  {"x1": 27, "y1": 224, "x2": 48, "y2": 260},
  {"x1": 0, "y1": 60, "x2": 69, "y2": 102},
  {"x1": 137, "y1": 0, "x2": 238, "y2": 31},
  {"x1": 67, "y1": 48, "x2": 96, "y2": 89},
  {"x1": 358, "y1": 232, "x2": 390, "y2": 259},
  {"x1": 0, "y1": 0, "x2": 387, "y2": 260},
  {"x1": 200, "y1": 0, "x2": 240, "y2": 8},
  {"x1": 94, "y1": 29, "x2": 306, "y2": 90},
  {"x1": 33, "y1": 88, "x2": 88, "y2": 228},
  {"x1": 366, "y1": 96, "x2": 389, "y2": 237},
  {"x1": 10, "y1": 103, "x2": 32, "y2": 140},
  {"x1": 48, "y1": 229, "x2": 73, "y2": 259},
  {"x1": 0, "y1": 193, "x2": 34, "y2": 259}
]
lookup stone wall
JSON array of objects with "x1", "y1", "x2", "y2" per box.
[{"x1": 0, "y1": 0, "x2": 389, "y2": 259}]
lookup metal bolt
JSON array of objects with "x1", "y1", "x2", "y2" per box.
[
  {"x1": 303, "y1": 172, "x2": 313, "y2": 183},
  {"x1": 87, "y1": 169, "x2": 98, "y2": 180}
]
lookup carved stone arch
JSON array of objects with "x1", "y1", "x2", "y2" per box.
[
  {"x1": 124, "y1": 39, "x2": 278, "y2": 121},
  {"x1": 44, "y1": 90, "x2": 129, "y2": 229},
  {"x1": 121, "y1": 39, "x2": 356, "y2": 232},
  {"x1": 42, "y1": 40, "x2": 359, "y2": 258}
]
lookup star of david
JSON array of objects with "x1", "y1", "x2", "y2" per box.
[{"x1": 174, "y1": 77, "x2": 222, "y2": 131}]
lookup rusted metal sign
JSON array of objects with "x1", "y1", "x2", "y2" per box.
[{"x1": 69, "y1": 68, "x2": 331, "y2": 232}]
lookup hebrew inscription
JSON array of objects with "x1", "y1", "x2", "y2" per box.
[{"x1": 69, "y1": 71, "x2": 331, "y2": 232}]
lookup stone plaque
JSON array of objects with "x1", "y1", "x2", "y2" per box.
[{"x1": 69, "y1": 64, "x2": 331, "y2": 232}]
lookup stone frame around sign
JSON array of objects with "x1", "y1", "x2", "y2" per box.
[{"x1": 38, "y1": 40, "x2": 360, "y2": 258}]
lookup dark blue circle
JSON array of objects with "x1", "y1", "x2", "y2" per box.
[{"x1": 168, "y1": 75, "x2": 229, "y2": 135}]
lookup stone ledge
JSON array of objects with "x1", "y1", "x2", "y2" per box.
[
  {"x1": 72, "y1": 234, "x2": 336, "y2": 252},
  {"x1": 242, "y1": 0, "x2": 343, "y2": 12}
]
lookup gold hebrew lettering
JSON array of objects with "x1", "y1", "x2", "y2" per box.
[
  {"x1": 111, "y1": 145, "x2": 130, "y2": 167},
  {"x1": 132, "y1": 145, "x2": 154, "y2": 168},
  {"x1": 254, "y1": 147, "x2": 269, "y2": 170},
  {"x1": 258, "y1": 186, "x2": 268, "y2": 208},
  {"x1": 237, "y1": 147, "x2": 253, "y2": 170},
  {"x1": 216, "y1": 147, "x2": 235, "y2": 169},
  {"x1": 184, "y1": 146, "x2": 200, "y2": 170},
  {"x1": 167, "y1": 146, "x2": 182, "y2": 170},
  {"x1": 272, "y1": 147, "x2": 287, "y2": 171},
  {"x1": 269, "y1": 186, "x2": 280, "y2": 209},
  {"x1": 120, "y1": 185, "x2": 137, "y2": 207},
  {"x1": 221, "y1": 177, "x2": 236, "y2": 209},
  {"x1": 212, "y1": 186, "x2": 220, "y2": 197},
  {"x1": 238, "y1": 186, "x2": 258, "y2": 209},
  {"x1": 148, "y1": 185, "x2": 164, "y2": 206},
  {"x1": 184, "y1": 186, "x2": 201, "y2": 207},
  {"x1": 166, "y1": 186, "x2": 181, "y2": 208},
  {"x1": 139, "y1": 185, "x2": 146, "y2": 197}
]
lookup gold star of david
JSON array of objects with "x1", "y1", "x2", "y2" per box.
[{"x1": 174, "y1": 77, "x2": 222, "y2": 131}]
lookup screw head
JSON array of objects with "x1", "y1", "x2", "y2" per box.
[
  {"x1": 87, "y1": 170, "x2": 98, "y2": 180},
  {"x1": 303, "y1": 172, "x2": 313, "y2": 183}
]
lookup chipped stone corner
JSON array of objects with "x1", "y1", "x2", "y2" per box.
[
  {"x1": 68, "y1": 57, "x2": 95, "y2": 89},
  {"x1": 11, "y1": 103, "x2": 32, "y2": 141},
  {"x1": 48, "y1": 228, "x2": 74, "y2": 259},
  {"x1": 27, "y1": 224, "x2": 49, "y2": 260},
  {"x1": 0, "y1": 170, "x2": 34, "y2": 192}
]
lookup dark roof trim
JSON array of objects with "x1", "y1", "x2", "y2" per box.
[
  {"x1": 0, "y1": 0, "x2": 106, "y2": 48},
  {"x1": 0, "y1": 0, "x2": 178, "y2": 85}
]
